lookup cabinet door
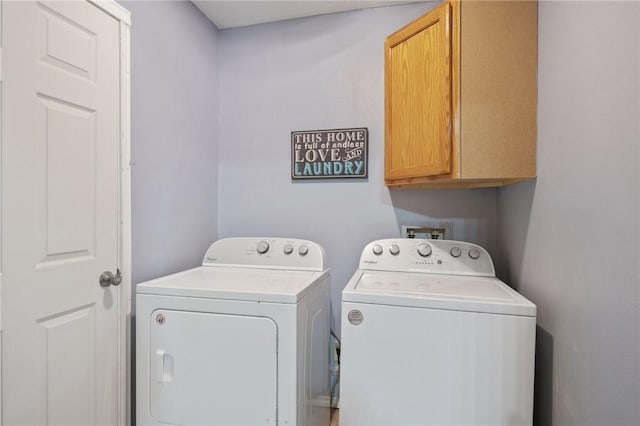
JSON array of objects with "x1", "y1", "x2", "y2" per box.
[{"x1": 385, "y1": 2, "x2": 452, "y2": 180}]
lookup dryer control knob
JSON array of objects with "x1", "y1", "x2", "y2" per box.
[
  {"x1": 372, "y1": 244, "x2": 383, "y2": 255},
  {"x1": 298, "y1": 245, "x2": 309, "y2": 256},
  {"x1": 450, "y1": 247, "x2": 462, "y2": 258},
  {"x1": 283, "y1": 244, "x2": 294, "y2": 255},
  {"x1": 257, "y1": 240, "x2": 270, "y2": 254},
  {"x1": 389, "y1": 244, "x2": 400, "y2": 256},
  {"x1": 468, "y1": 248, "x2": 481, "y2": 259},
  {"x1": 417, "y1": 243, "x2": 432, "y2": 257}
]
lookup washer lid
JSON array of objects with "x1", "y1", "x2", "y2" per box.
[
  {"x1": 137, "y1": 266, "x2": 327, "y2": 303},
  {"x1": 343, "y1": 270, "x2": 536, "y2": 317}
]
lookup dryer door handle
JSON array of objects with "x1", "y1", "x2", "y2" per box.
[{"x1": 155, "y1": 350, "x2": 174, "y2": 383}]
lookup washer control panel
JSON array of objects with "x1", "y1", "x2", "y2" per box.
[
  {"x1": 360, "y1": 239, "x2": 495, "y2": 277},
  {"x1": 202, "y1": 237, "x2": 327, "y2": 271}
]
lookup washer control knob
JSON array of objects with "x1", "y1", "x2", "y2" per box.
[
  {"x1": 417, "y1": 243, "x2": 432, "y2": 257},
  {"x1": 257, "y1": 240, "x2": 270, "y2": 254},
  {"x1": 389, "y1": 244, "x2": 400, "y2": 256},
  {"x1": 468, "y1": 247, "x2": 481, "y2": 259},
  {"x1": 372, "y1": 244, "x2": 383, "y2": 255},
  {"x1": 283, "y1": 244, "x2": 294, "y2": 255},
  {"x1": 298, "y1": 245, "x2": 309, "y2": 256},
  {"x1": 450, "y1": 247, "x2": 462, "y2": 258}
]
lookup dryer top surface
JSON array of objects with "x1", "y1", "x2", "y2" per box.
[{"x1": 137, "y1": 266, "x2": 327, "y2": 304}]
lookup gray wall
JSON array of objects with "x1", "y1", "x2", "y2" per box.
[
  {"x1": 217, "y1": 3, "x2": 498, "y2": 334},
  {"x1": 122, "y1": 2, "x2": 218, "y2": 422},
  {"x1": 123, "y1": 0, "x2": 219, "y2": 286},
  {"x1": 120, "y1": 1, "x2": 640, "y2": 422},
  {"x1": 497, "y1": 2, "x2": 640, "y2": 425}
]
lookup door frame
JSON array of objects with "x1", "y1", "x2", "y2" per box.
[{"x1": 0, "y1": 1, "x2": 132, "y2": 425}]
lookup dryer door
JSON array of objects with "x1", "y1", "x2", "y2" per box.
[{"x1": 149, "y1": 310, "x2": 278, "y2": 425}]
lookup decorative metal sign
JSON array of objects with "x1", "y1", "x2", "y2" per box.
[{"x1": 291, "y1": 127, "x2": 368, "y2": 179}]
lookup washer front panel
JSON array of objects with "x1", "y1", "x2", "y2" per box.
[{"x1": 340, "y1": 301, "x2": 536, "y2": 425}]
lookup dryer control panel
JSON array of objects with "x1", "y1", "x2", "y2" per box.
[
  {"x1": 359, "y1": 239, "x2": 495, "y2": 277},
  {"x1": 202, "y1": 237, "x2": 327, "y2": 271}
]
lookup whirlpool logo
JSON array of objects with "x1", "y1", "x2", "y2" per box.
[{"x1": 348, "y1": 310, "x2": 364, "y2": 326}]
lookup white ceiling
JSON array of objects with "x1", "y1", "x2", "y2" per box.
[{"x1": 192, "y1": 0, "x2": 422, "y2": 29}]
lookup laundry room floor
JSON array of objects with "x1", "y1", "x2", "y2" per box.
[{"x1": 330, "y1": 409, "x2": 339, "y2": 426}]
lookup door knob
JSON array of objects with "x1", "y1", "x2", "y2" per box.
[{"x1": 99, "y1": 269, "x2": 122, "y2": 287}]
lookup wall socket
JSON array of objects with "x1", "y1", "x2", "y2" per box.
[{"x1": 402, "y1": 223, "x2": 453, "y2": 240}]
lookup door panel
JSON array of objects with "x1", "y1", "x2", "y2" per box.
[
  {"x1": 149, "y1": 310, "x2": 278, "y2": 426},
  {"x1": 2, "y1": 1, "x2": 121, "y2": 424},
  {"x1": 385, "y1": 2, "x2": 452, "y2": 179},
  {"x1": 36, "y1": 95, "x2": 97, "y2": 264},
  {"x1": 36, "y1": 305, "x2": 97, "y2": 426},
  {"x1": 37, "y1": 2, "x2": 97, "y2": 81}
]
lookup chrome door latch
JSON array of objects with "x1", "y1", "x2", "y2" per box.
[{"x1": 99, "y1": 269, "x2": 122, "y2": 287}]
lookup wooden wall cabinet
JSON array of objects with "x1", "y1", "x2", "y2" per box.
[{"x1": 384, "y1": 0, "x2": 537, "y2": 189}]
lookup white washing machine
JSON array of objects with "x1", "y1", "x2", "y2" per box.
[
  {"x1": 136, "y1": 237, "x2": 330, "y2": 426},
  {"x1": 340, "y1": 239, "x2": 536, "y2": 426}
]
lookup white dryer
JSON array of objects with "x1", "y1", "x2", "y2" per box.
[
  {"x1": 340, "y1": 239, "x2": 536, "y2": 426},
  {"x1": 136, "y1": 237, "x2": 330, "y2": 426}
]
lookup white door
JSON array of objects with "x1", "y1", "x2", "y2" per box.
[
  {"x1": 149, "y1": 310, "x2": 278, "y2": 425},
  {"x1": 2, "y1": 1, "x2": 122, "y2": 424}
]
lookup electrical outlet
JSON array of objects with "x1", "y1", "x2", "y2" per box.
[{"x1": 402, "y1": 223, "x2": 453, "y2": 240}]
